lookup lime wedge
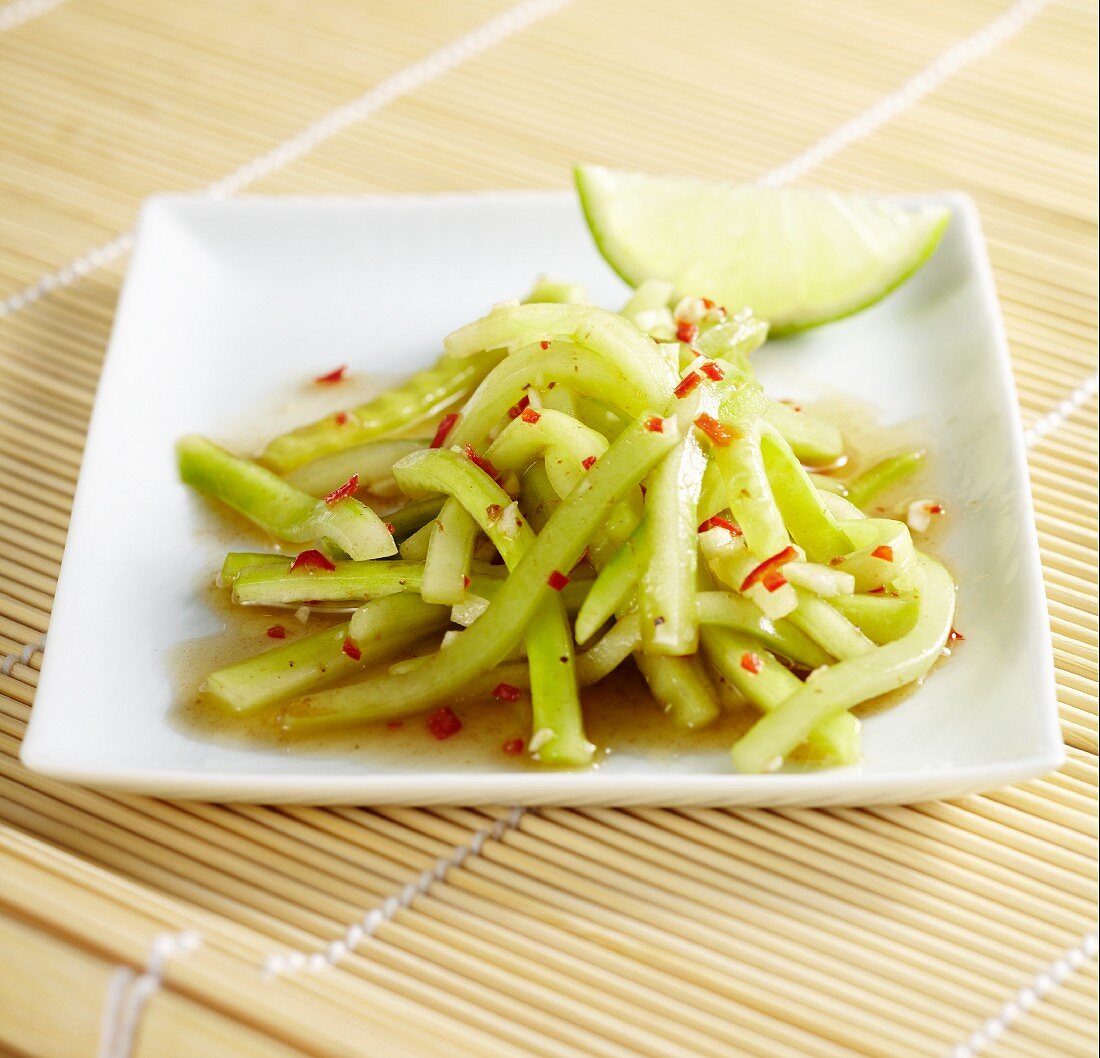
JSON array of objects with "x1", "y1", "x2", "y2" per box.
[{"x1": 575, "y1": 167, "x2": 950, "y2": 333}]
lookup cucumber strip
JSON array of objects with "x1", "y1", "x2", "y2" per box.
[
  {"x1": 261, "y1": 348, "x2": 502, "y2": 473},
  {"x1": 523, "y1": 278, "x2": 588, "y2": 304},
  {"x1": 759, "y1": 424, "x2": 850, "y2": 562},
  {"x1": 177, "y1": 435, "x2": 397, "y2": 561},
  {"x1": 574, "y1": 613, "x2": 642, "y2": 684},
  {"x1": 763, "y1": 402, "x2": 844, "y2": 465},
  {"x1": 809, "y1": 473, "x2": 847, "y2": 495},
  {"x1": 575, "y1": 521, "x2": 649, "y2": 644},
  {"x1": 634, "y1": 653, "x2": 720, "y2": 729},
  {"x1": 488, "y1": 407, "x2": 607, "y2": 497},
  {"x1": 519, "y1": 461, "x2": 559, "y2": 532},
  {"x1": 399, "y1": 519, "x2": 434, "y2": 561},
  {"x1": 697, "y1": 461, "x2": 727, "y2": 522},
  {"x1": 784, "y1": 589, "x2": 876, "y2": 661},
  {"x1": 420, "y1": 497, "x2": 479, "y2": 605},
  {"x1": 731, "y1": 554, "x2": 955, "y2": 773},
  {"x1": 386, "y1": 495, "x2": 446, "y2": 542},
  {"x1": 232, "y1": 560, "x2": 425, "y2": 606},
  {"x1": 829, "y1": 592, "x2": 919, "y2": 644},
  {"x1": 444, "y1": 303, "x2": 675, "y2": 408},
  {"x1": 284, "y1": 438, "x2": 427, "y2": 498},
  {"x1": 219, "y1": 552, "x2": 291, "y2": 585},
  {"x1": 696, "y1": 312, "x2": 769, "y2": 373},
  {"x1": 834, "y1": 518, "x2": 917, "y2": 592},
  {"x1": 694, "y1": 591, "x2": 832, "y2": 669},
  {"x1": 540, "y1": 385, "x2": 580, "y2": 419},
  {"x1": 280, "y1": 412, "x2": 679, "y2": 731},
  {"x1": 845, "y1": 450, "x2": 926, "y2": 509},
  {"x1": 700, "y1": 627, "x2": 859, "y2": 767}
]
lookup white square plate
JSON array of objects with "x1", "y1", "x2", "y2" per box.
[{"x1": 20, "y1": 191, "x2": 1061, "y2": 805}]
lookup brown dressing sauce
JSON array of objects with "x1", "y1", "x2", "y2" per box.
[{"x1": 171, "y1": 392, "x2": 955, "y2": 769}]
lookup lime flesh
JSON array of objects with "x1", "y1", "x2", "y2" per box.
[{"x1": 575, "y1": 167, "x2": 951, "y2": 333}]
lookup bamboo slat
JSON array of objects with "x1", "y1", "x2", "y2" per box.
[{"x1": 0, "y1": 1, "x2": 1096, "y2": 1057}]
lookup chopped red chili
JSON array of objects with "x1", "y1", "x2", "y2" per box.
[
  {"x1": 673, "y1": 371, "x2": 702, "y2": 398},
  {"x1": 676, "y1": 320, "x2": 698, "y2": 344},
  {"x1": 872, "y1": 544, "x2": 894, "y2": 562},
  {"x1": 929, "y1": 503, "x2": 945, "y2": 514},
  {"x1": 740, "y1": 546, "x2": 798, "y2": 592},
  {"x1": 582, "y1": 455, "x2": 598, "y2": 471},
  {"x1": 430, "y1": 413, "x2": 459, "y2": 449},
  {"x1": 341, "y1": 637, "x2": 362, "y2": 661},
  {"x1": 520, "y1": 407, "x2": 542, "y2": 424},
  {"x1": 694, "y1": 413, "x2": 736, "y2": 447},
  {"x1": 949, "y1": 627, "x2": 966, "y2": 641},
  {"x1": 507, "y1": 395, "x2": 531, "y2": 419},
  {"x1": 334, "y1": 411, "x2": 348, "y2": 426},
  {"x1": 547, "y1": 570, "x2": 570, "y2": 591},
  {"x1": 868, "y1": 586, "x2": 887, "y2": 594},
  {"x1": 502, "y1": 738, "x2": 525, "y2": 755},
  {"x1": 426, "y1": 706, "x2": 462, "y2": 740},
  {"x1": 462, "y1": 574, "x2": 471, "y2": 589},
  {"x1": 740, "y1": 652, "x2": 763, "y2": 675},
  {"x1": 492, "y1": 682, "x2": 522, "y2": 703},
  {"x1": 290, "y1": 549, "x2": 336, "y2": 572},
  {"x1": 464, "y1": 443, "x2": 499, "y2": 480},
  {"x1": 385, "y1": 522, "x2": 395, "y2": 534},
  {"x1": 698, "y1": 515, "x2": 742, "y2": 535},
  {"x1": 539, "y1": 340, "x2": 551, "y2": 350},
  {"x1": 266, "y1": 625, "x2": 286, "y2": 639},
  {"x1": 700, "y1": 361, "x2": 725, "y2": 381},
  {"x1": 761, "y1": 570, "x2": 788, "y2": 592},
  {"x1": 314, "y1": 365, "x2": 347, "y2": 384},
  {"x1": 323, "y1": 474, "x2": 359, "y2": 505},
  {"x1": 644, "y1": 416, "x2": 665, "y2": 433}
]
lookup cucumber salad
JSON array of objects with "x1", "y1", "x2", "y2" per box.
[{"x1": 177, "y1": 172, "x2": 956, "y2": 773}]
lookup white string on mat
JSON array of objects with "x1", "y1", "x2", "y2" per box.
[
  {"x1": 262, "y1": 805, "x2": 526, "y2": 978},
  {"x1": 944, "y1": 927, "x2": 1099, "y2": 1058},
  {"x1": 0, "y1": 0, "x2": 576, "y2": 320},
  {"x1": 0, "y1": 0, "x2": 66, "y2": 33},
  {"x1": 1023, "y1": 370, "x2": 1098, "y2": 450},
  {"x1": 0, "y1": 634, "x2": 46, "y2": 676},
  {"x1": 97, "y1": 930, "x2": 202, "y2": 1058}
]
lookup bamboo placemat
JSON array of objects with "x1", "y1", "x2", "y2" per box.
[{"x1": 0, "y1": 1, "x2": 1096, "y2": 1055}]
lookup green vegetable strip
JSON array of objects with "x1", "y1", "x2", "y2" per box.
[
  {"x1": 763, "y1": 403, "x2": 844, "y2": 465},
  {"x1": 712, "y1": 423, "x2": 789, "y2": 558},
  {"x1": 834, "y1": 518, "x2": 917, "y2": 592},
  {"x1": 386, "y1": 496, "x2": 446, "y2": 543},
  {"x1": 784, "y1": 589, "x2": 876, "y2": 661},
  {"x1": 574, "y1": 613, "x2": 642, "y2": 684},
  {"x1": 634, "y1": 654, "x2": 720, "y2": 729},
  {"x1": 575, "y1": 521, "x2": 649, "y2": 644},
  {"x1": 488, "y1": 407, "x2": 607, "y2": 497},
  {"x1": 731, "y1": 555, "x2": 955, "y2": 773},
  {"x1": 347, "y1": 593, "x2": 454, "y2": 650},
  {"x1": 420, "y1": 497, "x2": 479, "y2": 605},
  {"x1": 829, "y1": 593, "x2": 919, "y2": 645},
  {"x1": 640, "y1": 387, "x2": 713, "y2": 654},
  {"x1": 232, "y1": 560, "x2": 425, "y2": 606},
  {"x1": 694, "y1": 592, "x2": 832, "y2": 669},
  {"x1": 261, "y1": 348, "x2": 503, "y2": 473},
  {"x1": 219, "y1": 553, "x2": 291, "y2": 585},
  {"x1": 280, "y1": 413, "x2": 678, "y2": 731},
  {"x1": 450, "y1": 343, "x2": 650, "y2": 450},
  {"x1": 540, "y1": 385, "x2": 580, "y2": 418},
  {"x1": 177, "y1": 436, "x2": 396, "y2": 561},
  {"x1": 284, "y1": 438, "x2": 427, "y2": 498},
  {"x1": 399, "y1": 519, "x2": 434, "y2": 560},
  {"x1": 808, "y1": 473, "x2": 847, "y2": 495},
  {"x1": 697, "y1": 461, "x2": 727, "y2": 522},
  {"x1": 621, "y1": 278, "x2": 673, "y2": 321},
  {"x1": 699, "y1": 627, "x2": 859, "y2": 767},
  {"x1": 759, "y1": 424, "x2": 850, "y2": 563},
  {"x1": 696, "y1": 311, "x2": 769, "y2": 369},
  {"x1": 523, "y1": 278, "x2": 588, "y2": 304},
  {"x1": 519, "y1": 462, "x2": 559, "y2": 532},
  {"x1": 444, "y1": 303, "x2": 675, "y2": 408},
  {"x1": 845, "y1": 450, "x2": 926, "y2": 509},
  {"x1": 526, "y1": 594, "x2": 591, "y2": 765}
]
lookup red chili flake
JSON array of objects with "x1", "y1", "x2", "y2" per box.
[
  {"x1": 582, "y1": 455, "x2": 598, "y2": 471},
  {"x1": 502, "y1": 738, "x2": 525, "y2": 756},
  {"x1": 698, "y1": 515, "x2": 742, "y2": 535},
  {"x1": 507, "y1": 395, "x2": 531, "y2": 419},
  {"x1": 740, "y1": 545, "x2": 798, "y2": 592},
  {"x1": 385, "y1": 522, "x2": 395, "y2": 534},
  {"x1": 290, "y1": 549, "x2": 336, "y2": 572},
  {"x1": 539, "y1": 340, "x2": 551, "y2": 350},
  {"x1": 334, "y1": 411, "x2": 348, "y2": 426},
  {"x1": 385, "y1": 721, "x2": 404, "y2": 730},
  {"x1": 949, "y1": 627, "x2": 966, "y2": 642},
  {"x1": 740, "y1": 652, "x2": 763, "y2": 675},
  {"x1": 829, "y1": 556, "x2": 845, "y2": 567},
  {"x1": 547, "y1": 570, "x2": 570, "y2": 591},
  {"x1": 314, "y1": 365, "x2": 347, "y2": 384},
  {"x1": 868, "y1": 586, "x2": 887, "y2": 594},
  {"x1": 341, "y1": 637, "x2": 362, "y2": 661},
  {"x1": 644, "y1": 416, "x2": 665, "y2": 433},
  {"x1": 673, "y1": 371, "x2": 702, "y2": 399},
  {"x1": 492, "y1": 682, "x2": 522, "y2": 703},
  {"x1": 700, "y1": 361, "x2": 725, "y2": 381},
  {"x1": 266, "y1": 625, "x2": 287, "y2": 639},
  {"x1": 872, "y1": 545, "x2": 894, "y2": 562},
  {"x1": 761, "y1": 570, "x2": 788, "y2": 592},
  {"x1": 464, "y1": 443, "x2": 499, "y2": 480},
  {"x1": 462, "y1": 574, "x2": 471, "y2": 589},
  {"x1": 520, "y1": 407, "x2": 542, "y2": 424},
  {"x1": 929, "y1": 504, "x2": 945, "y2": 514},
  {"x1": 323, "y1": 474, "x2": 359, "y2": 505},
  {"x1": 694, "y1": 413, "x2": 736, "y2": 447},
  {"x1": 676, "y1": 320, "x2": 698, "y2": 344},
  {"x1": 427, "y1": 706, "x2": 462, "y2": 740},
  {"x1": 430, "y1": 412, "x2": 459, "y2": 449}
]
